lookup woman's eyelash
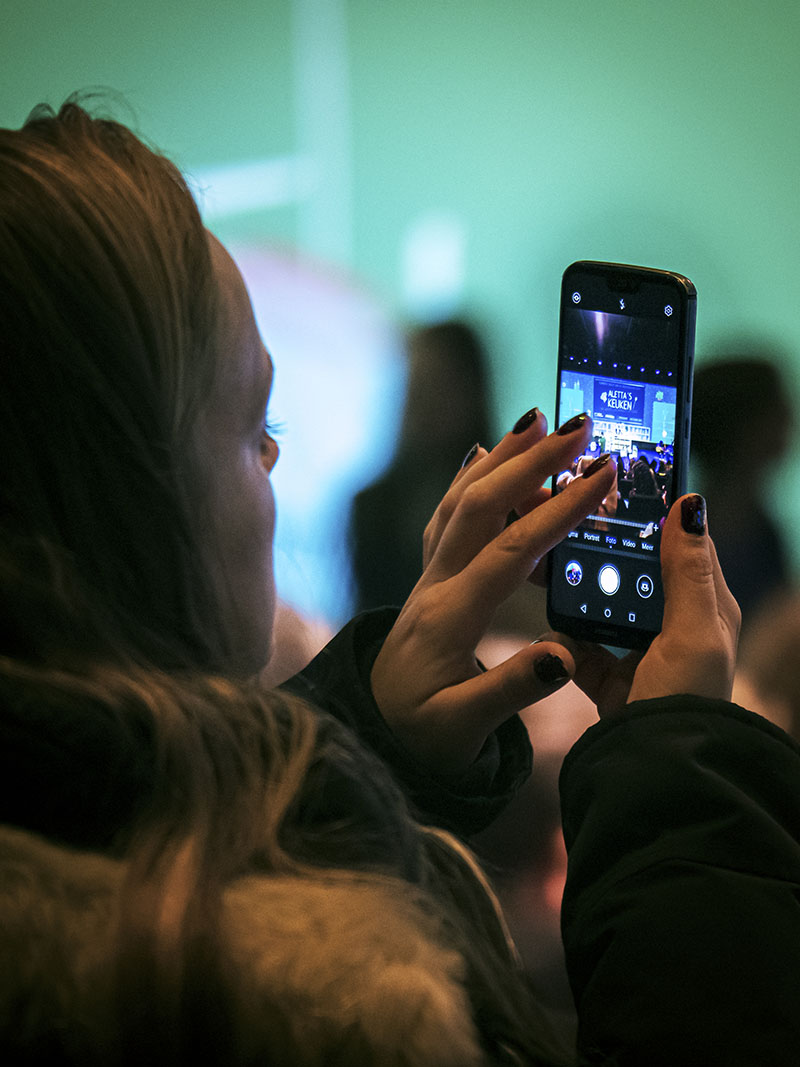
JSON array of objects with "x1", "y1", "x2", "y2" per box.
[{"x1": 264, "y1": 411, "x2": 285, "y2": 439}]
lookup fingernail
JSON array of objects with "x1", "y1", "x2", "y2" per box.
[
  {"x1": 512, "y1": 407, "x2": 539, "y2": 434},
  {"x1": 534, "y1": 653, "x2": 570, "y2": 686},
  {"x1": 581, "y1": 452, "x2": 612, "y2": 478},
  {"x1": 556, "y1": 412, "x2": 588, "y2": 435},
  {"x1": 461, "y1": 442, "x2": 479, "y2": 469},
  {"x1": 681, "y1": 493, "x2": 706, "y2": 535}
]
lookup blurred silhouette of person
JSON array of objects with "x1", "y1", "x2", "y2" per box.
[
  {"x1": 349, "y1": 318, "x2": 495, "y2": 610},
  {"x1": 691, "y1": 345, "x2": 796, "y2": 629}
]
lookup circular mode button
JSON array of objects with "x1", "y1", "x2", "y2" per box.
[
  {"x1": 598, "y1": 564, "x2": 621, "y2": 596},
  {"x1": 636, "y1": 574, "x2": 654, "y2": 599}
]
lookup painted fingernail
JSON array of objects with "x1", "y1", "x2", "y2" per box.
[
  {"x1": 512, "y1": 407, "x2": 539, "y2": 434},
  {"x1": 681, "y1": 494, "x2": 706, "y2": 535},
  {"x1": 534, "y1": 653, "x2": 570, "y2": 686},
  {"x1": 581, "y1": 452, "x2": 612, "y2": 478},
  {"x1": 461, "y1": 442, "x2": 479, "y2": 468},
  {"x1": 556, "y1": 412, "x2": 588, "y2": 435}
]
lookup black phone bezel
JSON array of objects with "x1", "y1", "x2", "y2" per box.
[{"x1": 545, "y1": 260, "x2": 696, "y2": 650}]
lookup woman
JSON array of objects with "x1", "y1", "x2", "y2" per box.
[
  {"x1": 1, "y1": 99, "x2": 799, "y2": 1065},
  {"x1": 0, "y1": 97, "x2": 600, "y2": 1065}
]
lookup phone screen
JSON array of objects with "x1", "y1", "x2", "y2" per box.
[{"x1": 547, "y1": 263, "x2": 694, "y2": 647}]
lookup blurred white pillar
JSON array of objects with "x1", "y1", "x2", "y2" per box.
[{"x1": 291, "y1": 0, "x2": 353, "y2": 266}]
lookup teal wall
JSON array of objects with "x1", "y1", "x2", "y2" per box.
[
  {"x1": 4, "y1": 0, "x2": 800, "y2": 590},
  {"x1": 1, "y1": 0, "x2": 294, "y2": 162},
  {"x1": 345, "y1": 1, "x2": 800, "y2": 424}
]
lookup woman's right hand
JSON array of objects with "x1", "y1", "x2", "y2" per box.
[{"x1": 570, "y1": 494, "x2": 742, "y2": 716}]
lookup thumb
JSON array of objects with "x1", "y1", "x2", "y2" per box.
[
  {"x1": 629, "y1": 494, "x2": 740, "y2": 703},
  {"x1": 435, "y1": 639, "x2": 576, "y2": 739},
  {"x1": 659, "y1": 493, "x2": 721, "y2": 635}
]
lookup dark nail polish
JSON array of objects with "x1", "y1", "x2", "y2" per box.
[
  {"x1": 681, "y1": 494, "x2": 706, "y2": 535},
  {"x1": 556, "y1": 412, "x2": 588, "y2": 435},
  {"x1": 581, "y1": 452, "x2": 612, "y2": 478},
  {"x1": 534, "y1": 653, "x2": 570, "y2": 686},
  {"x1": 461, "y1": 442, "x2": 479, "y2": 469},
  {"x1": 512, "y1": 407, "x2": 539, "y2": 434}
]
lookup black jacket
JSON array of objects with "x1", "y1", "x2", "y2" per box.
[
  {"x1": 281, "y1": 608, "x2": 532, "y2": 836},
  {"x1": 560, "y1": 696, "x2": 800, "y2": 1065},
  {"x1": 0, "y1": 611, "x2": 534, "y2": 1066},
  {"x1": 0, "y1": 609, "x2": 531, "y2": 852},
  {"x1": 4, "y1": 612, "x2": 800, "y2": 1062}
]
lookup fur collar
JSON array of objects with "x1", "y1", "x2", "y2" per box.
[{"x1": 0, "y1": 824, "x2": 485, "y2": 1064}]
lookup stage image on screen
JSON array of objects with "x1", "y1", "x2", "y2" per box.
[
  {"x1": 549, "y1": 294, "x2": 689, "y2": 644},
  {"x1": 555, "y1": 308, "x2": 677, "y2": 543}
]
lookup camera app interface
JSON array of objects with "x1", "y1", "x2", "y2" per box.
[{"x1": 551, "y1": 297, "x2": 682, "y2": 637}]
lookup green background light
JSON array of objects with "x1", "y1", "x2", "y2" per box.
[{"x1": 4, "y1": 0, "x2": 799, "y2": 613}]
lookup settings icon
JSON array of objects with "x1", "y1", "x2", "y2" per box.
[{"x1": 664, "y1": 305, "x2": 673, "y2": 317}]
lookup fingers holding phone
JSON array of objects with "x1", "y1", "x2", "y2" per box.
[
  {"x1": 422, "y1": 404, "x2": 550, "y2": 570},
  {"x1": 370, "y1": 419, "x2": 617, "y2": 773},
  {"x1": 421, "y1": 412, "x2": 623, "y2": 595},
  {"x1": 627, "y1": 493, "x2": 741, "y2": 704}
]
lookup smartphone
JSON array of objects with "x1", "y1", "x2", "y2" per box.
[{"x1": 546, "y1": 260, "x2": 696, "y2": 649}]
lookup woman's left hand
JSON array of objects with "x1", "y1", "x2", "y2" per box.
[{"x1": 370, "y1": 409, "x2": 617, "y2": 774}]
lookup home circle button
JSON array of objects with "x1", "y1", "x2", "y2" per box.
[
  {"x1": 636, "y1": 574, "x2": 654, "y2": 599},
  {"x1": 598, "y1": 564, "x2": 621, "y2": 595}
]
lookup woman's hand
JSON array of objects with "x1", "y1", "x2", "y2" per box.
[
  {"x1": 370, "y1": 409, "x2": 617, "y2": 774},
  {"x1": 569, "y1": 494, "x2": 742, "y2": 716},
  {"x1": 628, "y1": 493, "x2": 741, "y2": 702}
]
